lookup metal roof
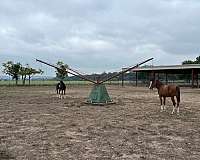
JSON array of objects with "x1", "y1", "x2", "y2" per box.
[{"x1": 123, "y1": 64, "x2": 200, "y2": 72}]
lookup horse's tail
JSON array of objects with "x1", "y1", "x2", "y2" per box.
[{"x1": 176, "y1": 86, "x2": 180, "y2": 103}]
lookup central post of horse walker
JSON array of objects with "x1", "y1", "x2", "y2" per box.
[
  {"x1": 36, "y1": 58, "x2": 153, "y2": 105},
  {"x1": 86, "y1": 82, "x2": 113, "y2": 105}
]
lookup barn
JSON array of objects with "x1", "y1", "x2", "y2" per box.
[{"x1": 122, "y1": 64, "x2": 200, "y2": 88}]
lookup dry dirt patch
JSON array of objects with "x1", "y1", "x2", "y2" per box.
[{"x1": 0, "y1": 85, "x2": 200, "y2": 159}]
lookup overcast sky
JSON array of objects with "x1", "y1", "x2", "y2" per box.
[{"x1": 0, "y1": 0, "x2": 199, "y2": 76}]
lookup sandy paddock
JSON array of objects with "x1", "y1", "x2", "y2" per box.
[{"x1": 0, "y1": 85, "x2": 200, "y2": 159}]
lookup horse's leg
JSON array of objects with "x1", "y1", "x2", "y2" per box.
[
  {"x1": 176, "y1": 96, "x2": 180, "y2": 114},
  {"x1": 163, "y1": 97, "x2": 166, "y2": 111},
  {"x1": 61, "y1": 90, "x2": 63, "y2": 99},
  {"x1": 62, "y1": 89, "x2": 65, "y2": 99},
  {"x1": 59, "y1": 89, "x2": 61, "y2": 99},
  {"x1": 57, "y1": 89, "x2": 59, "y2": 98},
  {"x1": 171, "y1": 96, "x2": 176, "y2": 114},
  {"x1": 159, "y1": 96, "x2": 163, "y2": 112},
  {"x1": 57, "y1": 89, "x2": 59, "y2": 94}
]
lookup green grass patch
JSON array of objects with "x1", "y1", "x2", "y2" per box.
[{"x1": 0, "y1": 80, "x2": 127, "y2": 86}]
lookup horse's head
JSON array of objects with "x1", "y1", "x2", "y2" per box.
[
  {"x1": 149, "y1": 79, "x2": 163, "y2": 89},
  {"x1": 149, "y1": 80, "x2": 154, "y2": 90}
]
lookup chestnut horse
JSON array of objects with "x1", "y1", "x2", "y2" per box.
[{"x1": 149, "y1": 80, "x2": 180, "y2": 114}]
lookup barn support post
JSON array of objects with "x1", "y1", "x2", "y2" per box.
[
  {"x1": 165, "y1": 72, "x2": 168, "y2": 84},
  {"x1": 147, "y1": 72, "x2": 150, "y2": 87},
  {"x1": 192, "y1": 69, "x2": 194, "y2": 88},
  {"x1": 148, "y1": 72, "x2": 150, "y2": 80},
  {"x1": 197, "y1": 73, "x2": 199, "y2": 88},
  {"x1": 151, "y1": 71, "x2": 156, "y2": 81},
  {"x1": 121, "y1": 71, "x2": 124, "y2": 87},
  {"x1": 136, "y1": 71, "x2": 138, "y2": 86},
  {"x1": 149, "y1": 71, "x2": 155, "y2": 81},
  {"x1": 194, "y1": 70, "x2": 198, "y2": 88},
  {"x1": 157, "y1": 73, "x2": 160, "y2": 80}
]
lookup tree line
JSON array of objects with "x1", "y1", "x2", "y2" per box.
[
  {"x1": 1, "y1": 60, "x2": 70, "y2": 85},
  {"x1": 2, "y1": 61, "x2": 43, "y2": 85},
  {"x1": 182, "y1": 56, "x2": 200, "y2": 64}
]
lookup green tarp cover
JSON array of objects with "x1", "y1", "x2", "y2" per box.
[{"x1": 87, "y1": 84, "x2": 112, "y2": 104}]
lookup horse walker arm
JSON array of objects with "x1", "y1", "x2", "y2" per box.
[
  {"x1": 99, "y1": 58, "x2": 153, "y2": 84},
  {"x1": 36, "y1": 59, "x2": 97, "y2": 84}
]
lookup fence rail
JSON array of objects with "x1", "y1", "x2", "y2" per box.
[{"x1": 0, "y1": 79, "x2": 198, "y2": 87}]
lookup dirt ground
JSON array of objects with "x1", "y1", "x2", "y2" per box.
[{"x1": 0, "y1": 85, "x2": 200, "y2": 160}]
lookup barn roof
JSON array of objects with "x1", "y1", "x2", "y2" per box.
[{"x1": 123, "y1": 64, "x2": 200, "y2": 73}]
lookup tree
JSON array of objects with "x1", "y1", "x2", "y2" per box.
[
  {"x1": 195, "y1": 56, "x2": 200, "y2": 64},
  {"x1": 182, "y1": 56, "x2": 200, "y2": 64},
  {"x1": 182, "y1": 60, "x2": 194, "y2": 65},
  {"x1": 2, "y1": 61, "x2": 21, "y2": 85},
  {"x1": 55, "y1": 61, "x2": 68, "y2": 80},
  {"x1": 20, "y1": 65, "x2": 29, "y2": 85},
  {"x1": 26, "y1": 67, "x2": 43, "y2": 85},
  {"x1": 20, "y1": 64, "x2": 43, "y2": 85}
]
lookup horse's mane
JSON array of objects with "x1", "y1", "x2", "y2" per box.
[
  {"x1": 156, "y1": 80, "x2": 163, "y2": 85},
  {"x1": 60, "y1": 80, "x2": 64, "y2": 85},
  {"x1": 155, "y1": 80, "x2": 164, "y2": 89}
]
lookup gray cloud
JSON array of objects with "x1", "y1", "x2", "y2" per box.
[{"x1": 0, "y1": 0, "x2": 200, "y2": 76}]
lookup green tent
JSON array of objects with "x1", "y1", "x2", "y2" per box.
[{"x1": 87, "y1": 84, "x2": 113, "y2": 105}]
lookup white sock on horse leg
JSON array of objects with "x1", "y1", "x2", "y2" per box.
[
  {"x1": 171, "y1": 106, "x2": 175, "y2": 114},
  {"x1": 177, "y1": 107, "x2": 180, "y2": 114},
  {"x1": 163, "y1": 105, "x2": 166, "y2": 111},
  {"x1": 160, "y1": 105, "x2": 163, "y2": 112}
]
